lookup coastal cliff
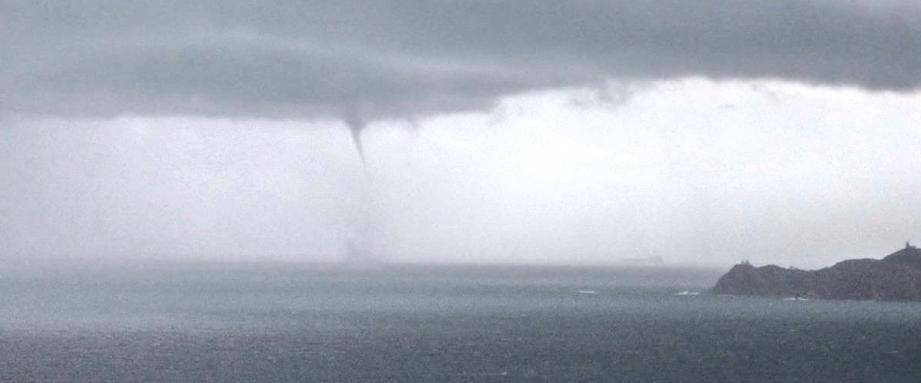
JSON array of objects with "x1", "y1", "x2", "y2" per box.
[{"x1": 713, "y1": 244, "x2": 921, "y2": 301}]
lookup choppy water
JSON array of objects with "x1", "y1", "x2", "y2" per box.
[{"x1": 1, "y1": 263, "x2": 919, "y2": 382}]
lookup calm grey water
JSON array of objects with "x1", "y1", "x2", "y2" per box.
[{"x1": 1, "y1": 263, "x2": 919, "y2": 382}]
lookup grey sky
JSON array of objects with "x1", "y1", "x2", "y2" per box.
[
  {"x1": 2, "y1": 2, "x2": 920, "y2": 266},
  {"x1": 2, "y1": 80, "x2": 920, "y2": 266},
  {"x1": 2, "y1": 0, "x2": 920, "y2": 119}
]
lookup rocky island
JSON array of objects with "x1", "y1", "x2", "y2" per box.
[{"x1": 713, "y1": 243, "x2": 921, "y2": 301}]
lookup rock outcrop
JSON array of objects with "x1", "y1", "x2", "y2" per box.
[{"x1": 713, "y1": 244, "x2": 921, "y2": 301}]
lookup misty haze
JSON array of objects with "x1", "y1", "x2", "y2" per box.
[{"x1": 1, "y1": 1, "x2": 921, "y2": 382}]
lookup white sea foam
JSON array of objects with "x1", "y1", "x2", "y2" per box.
[{"x1": 783, "y1": 297, "x2": 810, "y2": 301}]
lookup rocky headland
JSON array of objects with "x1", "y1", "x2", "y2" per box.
[{"x1": 713, "y1": 243, "x2": 921, "y2": 301}]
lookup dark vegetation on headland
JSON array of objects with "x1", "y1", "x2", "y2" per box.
[{"x1": 713, "y1": 243, "x2": 921, "y2": 301}]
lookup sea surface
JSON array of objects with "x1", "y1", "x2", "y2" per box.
[{"x1": 1, "y1": 263, "x2": 919, "y2": 382}]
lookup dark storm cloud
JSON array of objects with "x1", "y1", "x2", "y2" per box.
[{"x1": 2, "y1": 0, "x2": 920, "y2": 119}]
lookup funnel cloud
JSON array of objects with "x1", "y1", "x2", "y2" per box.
[{"x1": 344, "y1": 109, "x2": 367, "y2": 165}]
